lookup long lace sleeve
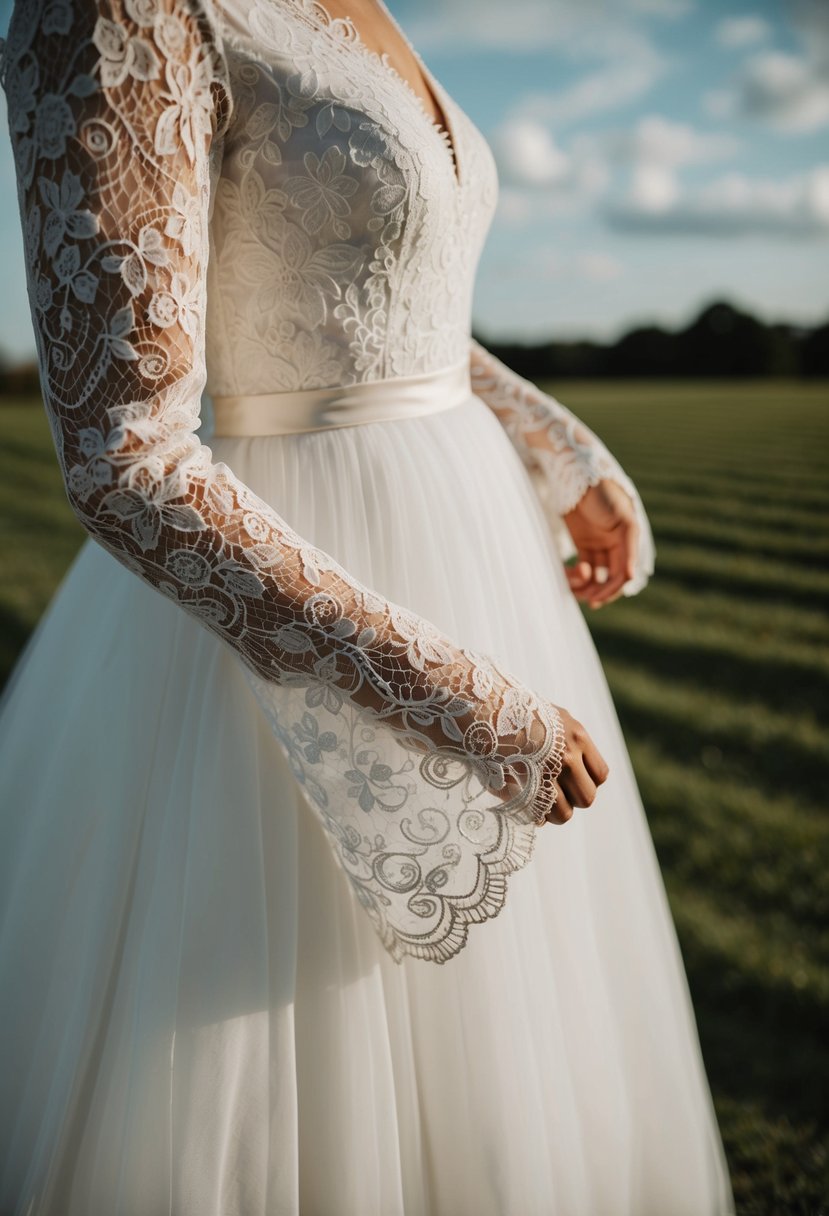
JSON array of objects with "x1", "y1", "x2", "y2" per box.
[
  {"x1": 0, "y1": 0, "x2": 569, "y2": 963},
  {"x1": 469, "y1": 337, "x2": 656, "y2": 596}
]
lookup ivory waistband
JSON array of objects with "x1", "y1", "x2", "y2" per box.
[{"x1": 211, "y1": 358, "x2": 472, "y2": 437}]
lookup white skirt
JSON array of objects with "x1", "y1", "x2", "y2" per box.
[{"x1": 0, "y1": 392, "x2": 734, "y2": 1215}]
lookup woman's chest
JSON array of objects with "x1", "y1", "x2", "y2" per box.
[{"x1": 215, "y1": 0, "x2": 498, "y2": 232}]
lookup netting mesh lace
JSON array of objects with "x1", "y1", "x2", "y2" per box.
[
  {"x1": 0, "y1": 0, "x2": 574, "y2": 963},
  {"x1": 469, "y1": 337, "x2": 655, "y2": 596}
]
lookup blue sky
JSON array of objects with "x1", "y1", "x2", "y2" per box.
[{"x1": 1, "y1": 0, "x2": 827, "y2": 358}]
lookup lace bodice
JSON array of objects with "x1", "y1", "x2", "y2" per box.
[
  {"x1": 204, "y1": 0, "x2": 496, "y2": 393},
  {"x1": 0, "y1": 0, "x2": 652, "y2": 963}
]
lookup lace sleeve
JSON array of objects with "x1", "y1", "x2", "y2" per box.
[
  {"x1": 0, "y1": 0, "x2": 569, "y2": 964},
  {"x1": 469, "y1": 337, "x2": 655, "y2": 597}
]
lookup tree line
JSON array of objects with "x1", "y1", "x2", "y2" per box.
[
  {"x1": 472, "y1": 300, "x2": 828, "y2": 381},
  {"x1": 0, "y1": 298, "x2": 826, "y2": 396}
]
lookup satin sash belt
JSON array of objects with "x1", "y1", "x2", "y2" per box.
[{"x1": 211, "y1": 358, "x2": 471, "y2": 437}]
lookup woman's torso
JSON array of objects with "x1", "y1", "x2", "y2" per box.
[{"x1": 205, "y1": 0, "x2": 499, "y2": 397}]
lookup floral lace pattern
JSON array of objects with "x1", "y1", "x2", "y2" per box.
[
  {"x1": 469, "y1": 338, "x2": 656, "y2": 596},
  {"x1": 204, "y1": 0, "x2": 498, "y2": 393},
  {"x1": 0, "y1": 0, "x2": 574, "y2": 964}
]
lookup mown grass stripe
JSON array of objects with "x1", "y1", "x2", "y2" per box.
[
  {"x1": 604, "y1": 656, "x2": 827, "y2": 799},
  {"x1": 635, "y1": 474, "x2": 829, "y2": 513},
  {"x1": 650, "y1": 516, "x2": 829, "y2": 566},
  {"x1": 631, "y1": 491, "x2": 828, "y2": 536},
  {"x1": 664, "y1": 878, "x2": 829, "y2": 1010},
  {"x1": 640, "y1": 541, "x2": 829, "y2": 606},
  {"x1": 608, "y1": 579, "x2": 829, "y2": 645},
  {"x1": 588, "y1": 605, "x2": 828, "y2": 718}
]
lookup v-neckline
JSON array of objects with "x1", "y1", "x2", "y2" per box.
[{"x1": 296, "y1": 0, "x2": 464, "y2": 190}]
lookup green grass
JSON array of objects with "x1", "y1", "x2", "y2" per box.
[
  {"x1": 543, "y1": 379, "x2": 829, "y2": 1213},
  {"x1": 2, "y1": 382, "x2": 829, "y2": 1211},
  {"x1": 0, "y1": 401, "x2": 88, "y2": 682}
]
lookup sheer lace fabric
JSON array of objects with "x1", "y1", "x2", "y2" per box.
[
  {"x1": 1, "y1": 0, "x2": 649, "y2": 962},
  {"x1": 469, "y1": 338, "x2": 656, "y2": 595}
]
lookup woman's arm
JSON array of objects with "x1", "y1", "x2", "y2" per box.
[
  {"x1": 469, "y1": 337, "x2": 656, "y2": 598},
  {"x1": 0, "y1": 0, "x2": 583, "y2": 963}
]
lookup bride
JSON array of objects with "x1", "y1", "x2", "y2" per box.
[{"x1": 0, "y1": 0, "x2": 735, "y2": 1211}]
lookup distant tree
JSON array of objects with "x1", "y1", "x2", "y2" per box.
[
  {"x1": 766, "y1": 324, "x2": 803, "y2": 377},
  {"x1": 678, "y1": 301, "x2": 771, "y2": 376},
  {"x1": 473, "y1": 299, "x2": 827, "y2": 381},
  {"x1": 0, "y1": 359, "x2": 42, "y2": 399},
  {"x1": 606, "y1": 325, "x2": 678, "y2": 377},
  {"x1": 800, "y1": 322, "x2": 829, "y2": 377}
]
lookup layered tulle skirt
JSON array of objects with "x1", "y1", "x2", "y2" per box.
[{"x1": 0, "y1": 391, "x2": 733, "y2": 1214}]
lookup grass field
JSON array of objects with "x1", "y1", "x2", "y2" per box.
[{"x1": 1, "y1": 381, "x2": 828, "y2": 1212}]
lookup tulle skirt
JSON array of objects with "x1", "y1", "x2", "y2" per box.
[{"x1": 0, "y1": 392, "x2": 734, "y2": 1215}]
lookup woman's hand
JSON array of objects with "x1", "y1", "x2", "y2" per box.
[
  {"x1": 494, "y1": 701, "x2": 609, "y2": 825},
  {"x1": 542, "y1": 704, "x2": 609, "y2": 825},
  {"x1": 563, "y1": 479, "x2": 640, "y2": 609}
]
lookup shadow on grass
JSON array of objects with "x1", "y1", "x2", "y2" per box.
[
  {"x1": 684, "y1": 937, "x2": 829, "y2": 1215},
  {"x1": 610, "y1": 696, "x2": 825, "y2": 816},
  {"x1": 653, "y1": 524, "x2": 829, "y2": 571},
  {"x1": 649, "y1": 556, "x2": 829, "y2": 612},
  {"x1": 590, "y1": 621, "x2": 828, "y2": 719},
  {"x1": 681, "y1": 930, "x2": 827, "y2": 1125}
]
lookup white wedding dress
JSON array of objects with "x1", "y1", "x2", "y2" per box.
[{"x1": 0, "y1": 0, "x2": 734, "y2": 1212}]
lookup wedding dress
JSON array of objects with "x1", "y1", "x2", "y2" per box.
[{"x1": 0, "y1": 0, "x2": 734, "y2": 1211}]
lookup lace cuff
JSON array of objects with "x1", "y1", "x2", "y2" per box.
[
  {"x1": 248, "y1": 662, "x2": 567, "y2": 962},
  {"x1": 469, "y1": 338, "x2": 655, "y2": 596}
]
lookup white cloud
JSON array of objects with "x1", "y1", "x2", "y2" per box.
[
  {"x1": 404, "y1": 0, "x2": 690, "y2": 53},
  {"x1": 630, "y1": 0, "x2": 692, "y2": 14},
  {"x1": 714, "y1": 15, "x2": 772, "y2": 49},
  {"x1": 607, "y1": 165, "x2": 829, "y2": 237},
  {"x1": 703, "y1": 89, "x2": 735, "y2": 120},
  {"x1": 489, "y1": 121, "x2": 571, "y2": 187},
  {"x1": 600, "y1": 116, "x2": 738, "y2": 216},
  {"x1": 495, "y1": 188, "x2": 535, "y2": 226},
  {"x1": 487, "y1": 109, "x2": 829, "y2": 242},
  {"x1": 579, "y1": 251, "x2": 626, "y2": 280},
  {"x1": 723, "y1": 51, "x2": 829, "y2": 132},
  {"x1": 627, "y1": 165, "x2": 679, "y2": 213},
  {"x1": 403, "y1": 1, "x2": 682, "y2": 131},
  {"x1": 707, "y1": 3, "x2": 829, "y2": 133},
  {"x1": 404, "y1": 0, "x2": 588, "y2": 53},
  {"x1": 492, "y1": 149, "x2": 609, "y2": 225},
  {"x1": 490, "y1": 246, "x2": 626, "y2": 283},
  {"x1": 517, "y1": 50, "x2": 666, "y2": 129},
  {"x1": 491, "y1": 114, "x2": 737, "y2": 225},
  {"x1": 536, "y1": 248, "x2": 626, "y2": 281},
  {"x1": 602, "y1": 114, "x2": 739, "y2": 167}
]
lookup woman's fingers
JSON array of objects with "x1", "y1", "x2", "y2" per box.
[
  {"x1": 545, "y1": 781, "x2": 573, "y2": 825},
  {"x1": 595, "y1": 518, "x2": 639, "y2": 605},
  {"x1": 576, "y1": 548, "x2": 610, "y2": 606},
  {"x1": 559, "y1": 759, "x2": 598, "y2": 809},
  {"x1": 580, "y1": 520, "x2": 639, "y2": 608},
  {"x1": 563, "y1": 479, "x2": 642, "y2": 609},
  {"x1": 589, "y1": 539, "x2": 629, "y2": 606},
  {"x1": 544, "y1": 756, "x2": 607, "y2": 825},
  {"x1": 565, "y1": 559, "x2": 593, "y2": 592},
  {"x1": 582, "y1": 735, "x2": 610, "y2": 785}
]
